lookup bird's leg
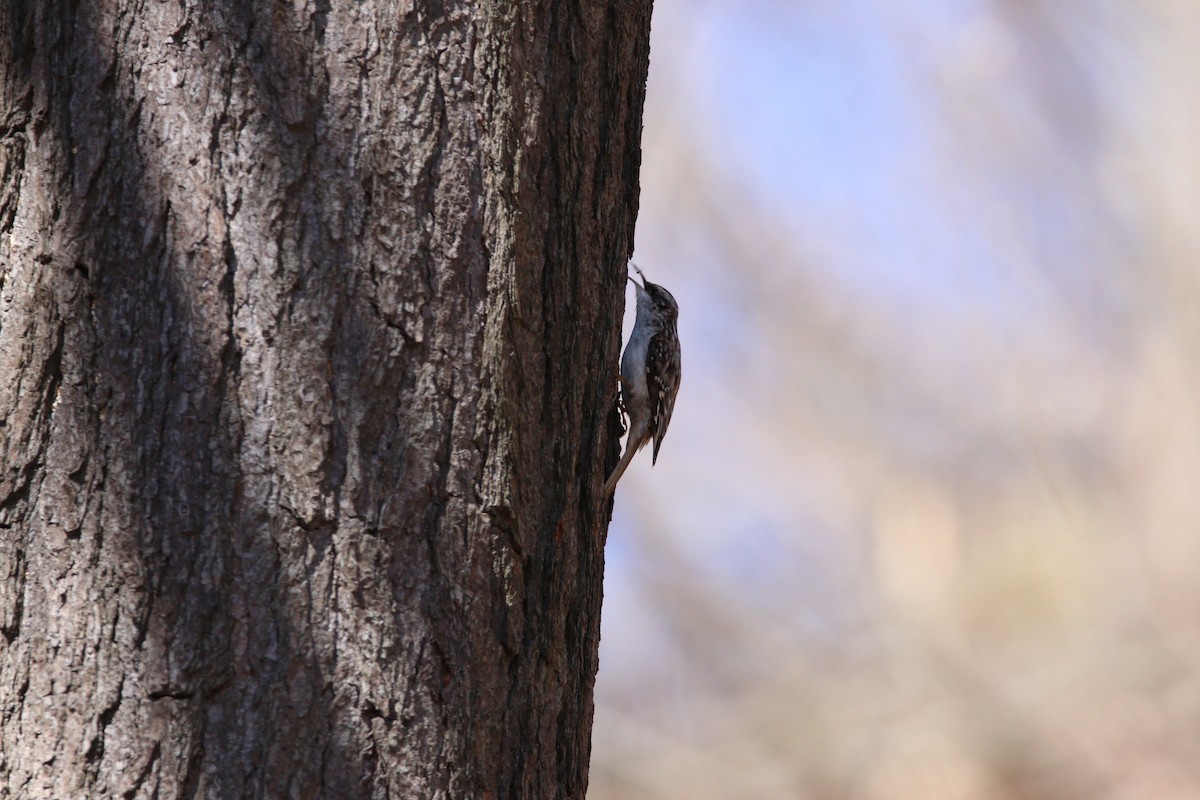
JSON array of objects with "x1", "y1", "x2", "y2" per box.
[{"x1": 612, "y1": 374, "x2": 628, "y2": 433}]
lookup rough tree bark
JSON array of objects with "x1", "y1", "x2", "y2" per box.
[{"x1": 0, "y1": 1, "x2": 650, "y2": 797}]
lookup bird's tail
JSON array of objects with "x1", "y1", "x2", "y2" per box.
[{"x1": 602, "y1": 438, "x2": 640, "y2": 497}]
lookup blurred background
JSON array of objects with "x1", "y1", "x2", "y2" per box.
[{"x1": 590, "y1": 1, "x2": 1200, "y2": 798}]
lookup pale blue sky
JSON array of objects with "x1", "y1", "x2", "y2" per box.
[{"x1": 598, "y1": 0, "x2": 1139, "y2": 690}]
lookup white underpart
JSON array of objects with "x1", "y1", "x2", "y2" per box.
[{"x1": 620, "y1": 281, "x2": 653, "y2": 446}]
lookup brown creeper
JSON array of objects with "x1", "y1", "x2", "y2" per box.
[{"x1": 603, "y1": 264, "x2": 681, "y2": 496}]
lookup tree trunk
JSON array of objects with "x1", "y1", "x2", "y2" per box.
[{"x1": 0, "y1": 1, "x2": 650, "y2": 797}]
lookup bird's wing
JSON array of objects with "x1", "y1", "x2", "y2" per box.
[{"x1": 648, "y1": 330, "x2": 680, "y2": 464}]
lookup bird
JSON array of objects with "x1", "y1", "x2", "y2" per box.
[{"x1": 603, "y1": 264, "x2": 681, "y2": 496}]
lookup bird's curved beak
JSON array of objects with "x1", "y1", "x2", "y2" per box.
[{"x1": 628, "y1": 263, "x2": 647, "y2": 289}]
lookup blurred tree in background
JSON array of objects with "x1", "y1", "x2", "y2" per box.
[{"x1": 592, "y1": 2, "x2": 1200, "y2": 798}]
